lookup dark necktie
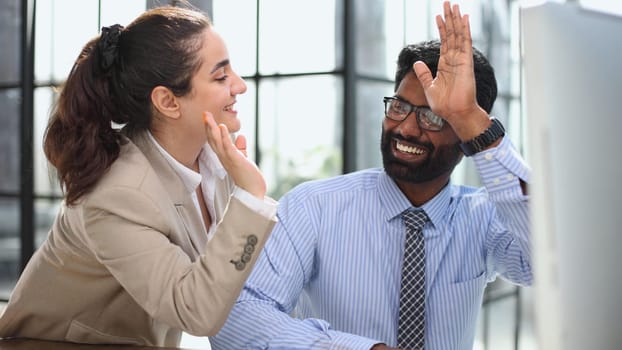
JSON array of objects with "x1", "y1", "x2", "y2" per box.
[{"x1": 397, "y1": 209, "x2": 429, "y2": 350}]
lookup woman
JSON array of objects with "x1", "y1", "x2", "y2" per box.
[{"x1": 0, "y1": 4, "x2": 276, "y2": 347}]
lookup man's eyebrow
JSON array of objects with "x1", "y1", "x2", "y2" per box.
[
  {"x1": 396, "y1": 94, "x2": 428, "y2": 108},
  {"x1": 395, "y1": 94, "x2": 414, "y2": 105},
  {"x1": 210, "y1": 59, "x2": 230, "y2": 73}
]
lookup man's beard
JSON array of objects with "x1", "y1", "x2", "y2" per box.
[{"x1": 381, "y1": 128, "x2": 463, "y2": 184}]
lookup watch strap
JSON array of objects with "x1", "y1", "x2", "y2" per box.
[{"x1": 459, "y1": 117, "x2": 505, "y2": 156}]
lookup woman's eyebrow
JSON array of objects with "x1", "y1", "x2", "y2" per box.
[{"x1": 210, "y1": 59, "x2": 230, "y2": 73}]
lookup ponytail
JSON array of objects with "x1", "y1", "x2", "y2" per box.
[{"x1": 44, "y1": 25, "x2": 125, "y2": 205}]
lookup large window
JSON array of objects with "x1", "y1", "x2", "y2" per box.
[
  {"x1": 0, "y1": 0, "x2": 24, "y2": 301},
  {"x1": 211, "y1": 0, "x2": 345, "y2": 200}
]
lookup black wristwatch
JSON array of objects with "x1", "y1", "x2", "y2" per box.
[{"x1": 459, "y1": 117, "x2": 505, "y2": 156}]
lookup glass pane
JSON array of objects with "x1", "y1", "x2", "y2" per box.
[
  {"x1": 34, "y1": 87, "x2": 62, "y2": 196},
  {"x1": 0, "y1": 199, "x2": 20, "y2": 300},
  {"x1": 355, "y1": 0, "x2": 404, "y2": 80},
  {"x1": 486, "y1": 278, "x2": 518, "y2": 300},
  {"x1": 259, "y1": 75, "x2": 343, "y2": 199},
  {"x1": 35, "y1": 199, "x2": 61, "y2": 248},
  {"x1": 0, "y1": 0, "x2": 20, "y2": 84},
  {"x1": 212, "y1": 0, "x2": 257, "y2": 77},
  {"x1": 355, "y1": 80, "x2": 393, "y2": 170},
  {"x1": 510, "y1": 98, "x2": 528, "y2": 160},
  {"x1": 492, "y1": 97, "x2": 510, "y2": 131},
  {"x1": 519, "y1": 287, "x2": 538, "y2": 350},
  {"x1": 35, "y1": 0, "x2": 99, "y2": 83},
  {"x1": 0, "y1": 89, "x2": 21, "y2": 193},
  {"x1": 492, "y1": 96, "x2": 524, "y2": 157},
  {"x1": 484, "y1": 292, "x2": 518, "y2": 349},
  {"x1": 404, "y1": 0, "x2": 433, "y2": 45},
  {"x1": 579, "y1": 0, "x2": 622, "y2": 16},
  {"x1": 258, "y1": 0, "x2": 340, "y2": 75},
  {"x1": 100, "y1": 0, "x2": 146, "y2": 29},
  {"x1": 236, "y1": 80, "x2": 257, "y2": 163},
  {"x1": 474, "y1": 308, "x2": 485, "y2": 350},
  {"x1": 34, "y1": 0, "x2": 53, "y2": 83}
]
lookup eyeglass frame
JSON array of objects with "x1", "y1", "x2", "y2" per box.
[{"x1": 382, "y1": 96, "x2": 446, "y2": 131}]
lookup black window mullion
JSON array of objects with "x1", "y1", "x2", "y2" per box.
[
  {"x1": 19, "y1": 0, "x2": 36, "y2": 272},
  {"x1": 342, "y1": 0, "x2": 356, "y2": 173}
]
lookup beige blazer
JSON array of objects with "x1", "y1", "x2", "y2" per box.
[{"x1": 0, "y1": 131, "x2": 276, "y2": 347}]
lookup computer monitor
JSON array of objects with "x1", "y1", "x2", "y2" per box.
[{"x1": 521, "y1": 2, "x2": 622, "y2": 349}]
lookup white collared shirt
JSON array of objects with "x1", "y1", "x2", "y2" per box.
[{"x1": 147, "y1": 132, "x2": 277, "y2": 241}]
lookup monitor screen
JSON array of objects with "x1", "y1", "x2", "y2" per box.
[{"x1": 521, "y1": 3, "x2": 622, "y2": 349}]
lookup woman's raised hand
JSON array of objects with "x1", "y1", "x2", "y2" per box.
[{"x1": 203, "y1": 111, "x2": 267, "y2": 198}]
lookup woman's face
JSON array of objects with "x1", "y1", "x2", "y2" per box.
[{"x1": 177, "y1": 27, "x2": 247, "y2": 142}]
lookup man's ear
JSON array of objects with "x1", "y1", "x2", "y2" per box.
[{"x1": 151, "y1": 86, "x2": 181, "y2": 119}]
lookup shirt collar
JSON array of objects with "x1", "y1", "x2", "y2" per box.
[
  {"x1": 147, "y1": 132, "x2": 227, "y2": 194},
  {"x1": 196, "y1": 140, "x2": 228, "y2": 180},
  {"x1": 378, "y1": 170, "x2": 452, "y2": 232}
]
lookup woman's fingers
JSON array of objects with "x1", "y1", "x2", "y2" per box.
[
  {"x1": 218, "y1": 123, "x2": 231, "y2": 151},
  {"x1": 203, "y1": 111, "x2": 265, "y2": 197},
  {"x1": 203, "y1": 111, "x2": 221, "y2": 152},
  {"x1": 234, "y1": 134, "x2": 248, "y2": 158},
  {"x1": 204, "y1": 111, "x2": 233, "y2": 155}
]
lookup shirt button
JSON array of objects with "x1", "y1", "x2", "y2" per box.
[
  {"x1": 485, "y1": 153, "x2": 494, "y2": 161},
  {"x1": 499, "y1": 150, "x2": 506, "y2": 156},
  {"x1": 506, "y1": 174, "x2": 515, "y2": 181},
  {"x1": 494, "y1": 178, "x2": 501, "y2": 184}
]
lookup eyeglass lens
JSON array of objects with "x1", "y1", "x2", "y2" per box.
[{"x1": 384, "y1": 97, "x2": 444, "y2": 131}]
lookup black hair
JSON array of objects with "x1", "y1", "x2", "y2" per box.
[{"x1": 394, "y1": 40, "x2": 498, "y2": 113}]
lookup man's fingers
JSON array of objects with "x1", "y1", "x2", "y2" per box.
[
  {"x1": 436, "y1": 15, "x2": 447, "y2": 55},
  {"x1": 442, "y1": 1, "x2": 455, "y2": 49},
  {"x1": 452, "y1": 3, "x2": 463, "y2": 30},
  {"x1": 453, "y1": 3, "x2": 471, "y2": 53},
  {"x1": 413, "y1": 61, "x2": 433, "y2": 89}
]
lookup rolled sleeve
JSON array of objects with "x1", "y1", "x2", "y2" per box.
[{"x1": 473, "y1": 137, "x2": 530, "y2": 200}]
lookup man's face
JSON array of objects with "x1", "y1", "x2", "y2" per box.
[{"x1": 381, "y1": 72, "x2": 463, "y2": 184}]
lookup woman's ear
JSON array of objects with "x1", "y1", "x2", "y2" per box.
[{"x1": 151, "y1": 86, "x2": 181, "y2": 119}]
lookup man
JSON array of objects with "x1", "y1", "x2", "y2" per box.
[{"x1": 212, "y1": 2, "x2": 530, "y2": 349}]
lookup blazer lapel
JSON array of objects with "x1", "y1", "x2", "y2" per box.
[{"x1": 128, "y1": 131, "x2": 208, "y2": 258}]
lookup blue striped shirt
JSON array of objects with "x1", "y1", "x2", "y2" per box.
[{"x1": 211, "y1": 137, "x2": 531, "y2": 350}]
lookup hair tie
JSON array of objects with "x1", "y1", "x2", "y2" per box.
[{"x1": 98, "y1": 24, "x2": 124, "y2": 71}]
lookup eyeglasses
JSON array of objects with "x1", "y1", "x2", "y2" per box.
[{"x1": 383, "y1": 96, "x2": 445, "y2": 131}]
